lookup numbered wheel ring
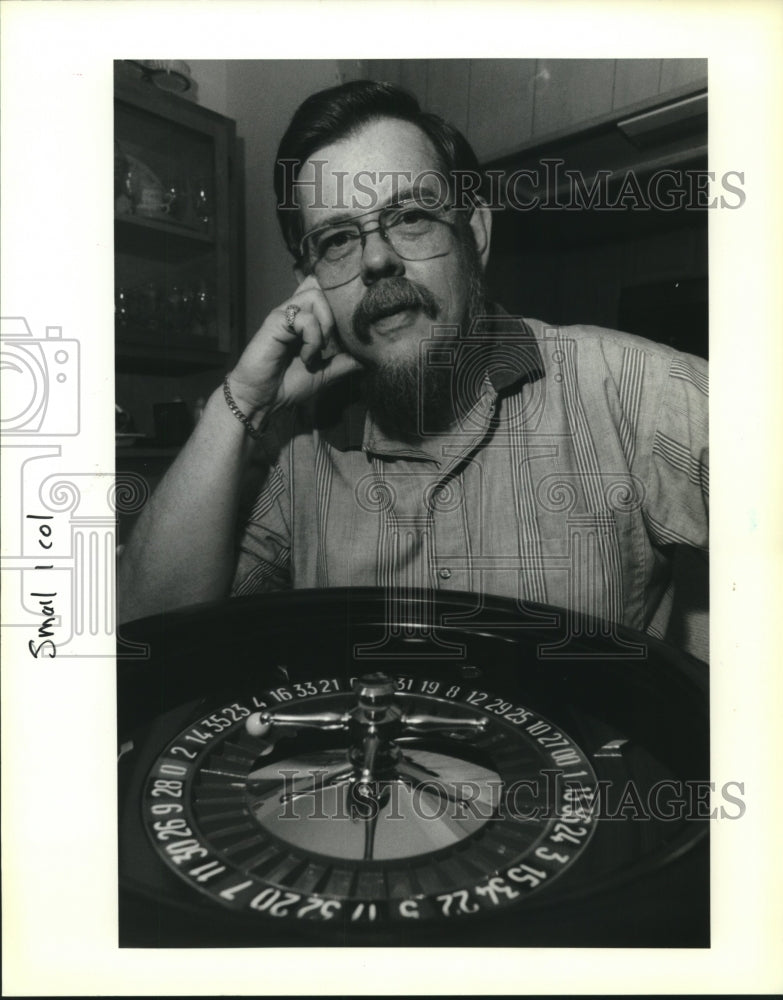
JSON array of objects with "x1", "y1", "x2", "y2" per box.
[{"x1": 118, "y1": 588, "x2": 709, "y2": 947}]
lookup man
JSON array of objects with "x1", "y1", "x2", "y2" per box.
[{"x1": 118, "y1": 80, "x2": 709, "y2": 660}]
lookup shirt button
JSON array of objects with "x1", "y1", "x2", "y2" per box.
[{"x1": 439, "y1": 568, "x2": 452, "y2": 580}]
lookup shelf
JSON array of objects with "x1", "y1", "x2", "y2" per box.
[
  {"x1": 115, "y1": 212, "x2": 213, "y2": 243},
  {"x1": 115, "y1": 214, "x2": 216, "y2": 263},
  {"x1": 114, "y1": 64, "x2": 240, "y2": 493}
]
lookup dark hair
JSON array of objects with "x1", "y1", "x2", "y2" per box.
[{"x1": 274, "y1": 79, "x2": 483, "y2": 260}]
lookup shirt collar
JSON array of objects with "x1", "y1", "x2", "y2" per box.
[{"x1": 316, "y1": 307, "x2": 545, "y2": 452}]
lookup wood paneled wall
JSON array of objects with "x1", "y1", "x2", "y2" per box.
[{"x1": 362, "y1": 58, "x2": 707, "y2": 162}]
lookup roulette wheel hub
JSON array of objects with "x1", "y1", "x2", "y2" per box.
[{"x1": 118, "y1": 588, "x2": 709, "y2": 947}]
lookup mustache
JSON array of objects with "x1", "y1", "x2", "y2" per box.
[{"x1": 352, "y1": 278, "x2": 439, "y2": 345}]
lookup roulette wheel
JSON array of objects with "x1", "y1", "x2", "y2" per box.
[{"x1": 117, "y1": 588, "x2": 709, "y2": 948}]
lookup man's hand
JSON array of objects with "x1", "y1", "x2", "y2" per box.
[
  {"x1": 118, "y1": 276, "x2": 362, "y2": 622},
  {"x1": 227, "y1": 275, "x2": 363, "y2": 422}
]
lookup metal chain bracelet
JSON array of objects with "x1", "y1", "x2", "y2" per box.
[{"x1": 223, "y1": 374, "x2": 264, "y2": 442}]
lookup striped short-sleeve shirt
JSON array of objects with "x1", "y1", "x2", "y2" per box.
[{"x1": 232, "y1": 315, "x2": 709, "y2": 660}]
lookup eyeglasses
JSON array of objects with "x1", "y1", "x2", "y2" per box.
[{"x1": 298, "y1": 201, "x2": 467, "y2": 289}]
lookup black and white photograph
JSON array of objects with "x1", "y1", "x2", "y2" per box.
[
  {"x1": 115, "y1": 56, "x2": 712, "y2": 950},
  {"x1": 2, "y1": 1, "x2": 782, "y2": 995}
]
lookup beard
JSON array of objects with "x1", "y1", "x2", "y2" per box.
[
  {"x1": 363, "y1": 357, "x2": 456, "y2": 443},
  {"x1": 359, "y1": 232, "x2": 488, "y2": 442}
]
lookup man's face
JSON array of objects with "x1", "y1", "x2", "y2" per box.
[{"x1": 295, "y1": 118, "x2": 489, "y2": 370}]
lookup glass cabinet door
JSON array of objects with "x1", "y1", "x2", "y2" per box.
[{"x1": 114, "y1": 77, "x2": 237, "y2": 374}]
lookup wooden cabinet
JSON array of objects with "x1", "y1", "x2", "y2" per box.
[
  {"x1": 467, "y1": 59, "x2": 536, "y2": 161},
  {"x1": 114, "y1": 75, "x2": 239, "y2": 376},
  {"x1": 532, "y1": 59, "x2": 616, "y2": 140},
  {"x1": 114, "y1": 70, "x2": 242, "y2": 539}
]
